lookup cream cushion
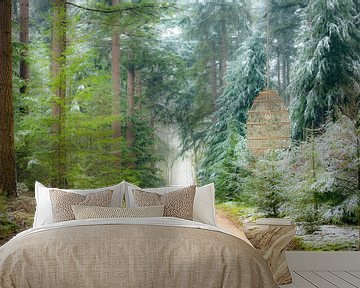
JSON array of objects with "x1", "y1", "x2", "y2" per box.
[
  {"x1": 132, "y1": 186, "x2": 196, "y2": 220},
  {"x1": 125, "y1": 182, "x2": 217, "y2": 226},
  {"x1": 33, "y1": 181, "x2": 125, "y2": 227},
  {"x1": 72, "y1": 205, "x2": 164, "y2": 219}
]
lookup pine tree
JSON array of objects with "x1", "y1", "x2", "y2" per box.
[
  {"x1": 198, "y1": 30, "x2": 266, "y2": 193},
  {"x1": 174, "y1": 0, "x2": 252, "y2": 152},
  {"x1": 205, "y1": 125, "x2": 251, "y2": 201},
  {"x1": 289, "y1": 0, "x2": 360, "y2": 140},
  {"x1": 268, "y1": 0, "x2": 304, "y2": 98},
  {"x1": 243, "y1": 152, "x2": 288, "y2": 217}
]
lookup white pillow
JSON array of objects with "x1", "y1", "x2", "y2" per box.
[
  {"x1": 193, "y1": 183, "x2": 216, "y2": 226},
  {"x1": 124, "y1": 182, "x2": 216, "y2": 226},
  {"x1": 33, "y1": 181, "x2": 125, "y2": 227}
]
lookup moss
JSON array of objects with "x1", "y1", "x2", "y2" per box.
[
  {"x1": 216, "y1": 201, "x2": 261, "y2": 224},
  {"x1": 0, "y1": 217, "x2": 19, "y2": 241},
  {"x1": 292, "y1": 236, "x2": 357, "y2": 251},
  {"x1": 216, "y1": 202, "x2": 243, "y2": 224}
]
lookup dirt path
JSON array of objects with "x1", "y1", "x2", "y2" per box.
[{"x1": 215, "y1": 209, "x2": 253, "y2": 246}]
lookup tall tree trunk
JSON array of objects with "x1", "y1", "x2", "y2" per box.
[
  {"x1": 219, "y1": 8, "x2": 227, "y2": 91},
  {"x1": 150, "y1": 111, "x2": 155, "y2": 169},
  {"x1": 286, "y1": 55, "x2": 290, "y2": 88},
  {"x1": 277, "y1": 48, "x2": 281, "y2": 92},
  {"x1": 51, "y1": 0, "x2": 67, "y2": 187},
  {"x1": 19, "y1": 0, "x2": 29, "y2": 95},
  {"x1": 0, "y1": 0, "x2": 17, "y2": 196},
  {"x1": 210, "y1": 54, "x2": 217, "y2": 114},
  {"x1": 219, "y1": 58, "x2": 223, "y2": 88},
  {"x1": 12, "y1": 0, "x2": 17, "y2": 20},
  {"x1": 111, "y1": 0, "x2": 121, "y2": 139},
  {"x1": 281, "y1": 53, "x2": 286, "y2": 93},
  {"x1": 285, "y1": 55, "x2": 291, "y2": 104},
  {"x1": 135, "y1": 70, "x2": 142, "y2": 111},
  {"x1": 126, "y1": 52, "x2": 135, "y2": 148}
]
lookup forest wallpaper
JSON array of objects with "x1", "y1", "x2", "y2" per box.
[{"x1": 0, "y1": 0, "x2": 359, "y2": 250}]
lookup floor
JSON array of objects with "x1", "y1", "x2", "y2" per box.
[
  {"x1": 281, "y1": 271, "x2": 360, "y2": 288},
  {"x1": 280, "y1": 252, "x2": 360, "y2": 288},
  {"x1": 215, "y1": 211, "x2": 360, "y2": 288}
]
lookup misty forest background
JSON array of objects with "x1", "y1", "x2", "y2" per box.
[{"x1": 0, "y1": 0, "x2": 359, "y2": 247}]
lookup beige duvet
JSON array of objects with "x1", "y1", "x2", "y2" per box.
[{"x1": 0, "y1": 218, "x2": 276, "y2": 288}]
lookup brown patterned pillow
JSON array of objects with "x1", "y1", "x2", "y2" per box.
[
  {"x1": 49, "y1": 189, "x2": 113, "y2": 223},
  {"x1": 132, "y1": 186, "x2": 196, "y2": 220}
]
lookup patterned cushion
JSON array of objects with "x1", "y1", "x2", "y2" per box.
[
  {"x1": 71, "y1": 205, "x2": 164, "y2": 220},
  {"x1": 132, "y1": 186, "x2": 196, "y2": 220},
  {"x1": 49, "y1": 189, "x2": 113, "y2": 222}
]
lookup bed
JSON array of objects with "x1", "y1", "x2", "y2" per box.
[{"x1": 0, "y1": 182, "x2": 277, "y2": 288}]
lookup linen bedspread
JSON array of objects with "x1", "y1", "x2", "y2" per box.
[{"x1": 0, "y1": 218, "x2": 276, "y2": 288}]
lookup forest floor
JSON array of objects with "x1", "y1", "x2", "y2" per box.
[
  {"x1": 0, "y1": 194, "x2": 35, "y2": 247},
  {"x1": 296, "y1": 224, "x2": 359, "y2": 251},
  {"x1": 215, "y1": 206, "x2": 300, "y2": 250},
  {"x1": 216, "y1": 203, "x2": 360, "y2": 251}
]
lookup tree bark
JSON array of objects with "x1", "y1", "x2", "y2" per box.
[
  {"x1": 135, "y1": 70, "x2": 142, "y2": 111},
  {"x1": 51, "y1": 0, "x2": 67, "y2": 187},
  {"x1": 111, "y1": 0, "x2": 121, "y2": 139},
  {"x1": 126, "y1": 51, "x2": 135, "y2": 148},
  {"x1": 19, "y1": 0, "x2": 29, "y2": 95},
  {"x1": 277, "y1": 48, "x2": 281, "y2": 92},
  {"x1": 286, "y1": 55, "x2": 291, "y2": 104},
  {"x1": 282, "y1": 53, "x2": 286, "y2": 93},
  {"x1": 210, "y1": 54, "x2": 217, "y2": 113},
  {"x1": 219, "y1": 58, "x2": 223, "y2": 88},
  {"x1": 221, "y1": 23, "x2": 227, "y2": 85},
  {"x1": 0, "y1": 0, "x2": 17, "y2": 196},
  {"x1": 286, "y1": 55, "x2": 290, "y2": 88},
  {"x1": 219, "y1": 5, "x2": 227, "y2": 91}
]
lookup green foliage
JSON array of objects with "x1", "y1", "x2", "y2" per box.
[
  {"x1": 243, "y1": 152, "x2": 288, "y2": 217},
  {"x1": 8, "y1": 0, "x2": 359, "y2": 235},
  {"x1": 201, "y1": 124, "x2": 251, "y2": 201},
  {"x1": 215, "y1": 29, "x2": 266, "y2": 132},
  {"x1": 0, "y1": 197, "x2": 19, "y2": 242},
  {"x1": 13, "y1": 0, "x2": 175, "y2": 190},
  {"x1": 197, "y1": 30, "x2": 266, "y2": 200},
  {"x1": 284, "y1": 116, "x2": 359, "y2": 223},
  {"x1": 124, "y1": 113, "x2": 163, "y2": 188},
  {"x1": 289, "y1": 0, "x2": 360, "y2": 139},
  {"x1": 172, "y1": 0, "x2": 252, "y2": 153},
  {"x1": 215, "y1": 116, "x2": 359, "y2": 225},
  {"x1": 0, "y1": 217, "x2": 19, "y2": 242},
  {"x1": 268, "y1": 0, "x2": 304, "y2": 95}
]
